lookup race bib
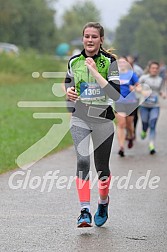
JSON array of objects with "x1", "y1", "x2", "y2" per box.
[
  {"x1": 80, "y1": 82, "x2": 106, "y2": 101},
  {"x1": 145, "y1": 94, "x2": 158, "y2": 105}
]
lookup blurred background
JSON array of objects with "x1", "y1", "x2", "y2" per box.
[
  {"x1": 0, "y1": 0, "x2": 167, "y2": 64},
  {"x1": 0, "y1": 0, "x2": 167, "y2": 173}
]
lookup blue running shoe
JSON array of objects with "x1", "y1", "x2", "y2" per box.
[
  {"x1": 94, "y1": 201, "x2": 109, "y2": 227},
  {"x1": 77, "y1": 208, "x2": 92, "y2": 228}
]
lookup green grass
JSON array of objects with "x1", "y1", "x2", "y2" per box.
[{"x1": 0, "y1": 51, "x2": 73, "y2": 174}]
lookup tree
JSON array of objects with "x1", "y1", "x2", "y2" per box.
[
  {"x1": 114, "y1": 0, "x2": 167, "y2": 66},
  {"x1": 58, "y1": 0, "x2": 101, "y2": 45},
  {"x1": 114, "y1": 2, "x2": 146, "y2": 56},
  {"x1": 0, "y1": 0, "x2": 58, "y2": 52},
  {"x1": 134, "y1": 19, "x2": 163, "y2": 66}
]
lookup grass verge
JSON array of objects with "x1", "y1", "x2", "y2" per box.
[{"x1": 0, "y1": 51, "x2": 73, "y2": 174}]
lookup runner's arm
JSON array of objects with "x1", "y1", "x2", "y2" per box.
[{"x1": 85, "y1": 57, "x2": 120, "y2": 101}]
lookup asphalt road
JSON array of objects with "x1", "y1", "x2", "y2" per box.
[{"x1": 0, "y1": 99, "x2": 167, "y2": 252}]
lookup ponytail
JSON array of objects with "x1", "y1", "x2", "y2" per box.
[{"x1": 100, "y1": 45, "x2": 118, "y2": 59}]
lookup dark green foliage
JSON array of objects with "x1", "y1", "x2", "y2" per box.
[
  {"x1": 0, "y1": 0, "x2": 58, "y2": 53},
  {"x1": 58, "y1": 0, "x2": 101, "y2": 45},
  {"x1": 114, "y1": 0, "x2": 167, "y2": 66}
]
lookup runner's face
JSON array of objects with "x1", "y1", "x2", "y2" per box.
[
  {"x1": 149, "y1": 64, "x2": 159, "y2": 76},
  {"x1": 118, "y1": 58, "x2": 130, "y2": 72},
  {"x1": 83, "y1": 27, "x2": 103, "y2": 56}
]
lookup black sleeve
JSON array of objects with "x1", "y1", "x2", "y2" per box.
[
  {"x1": 64, "y1": 60, "x2": 75, "y2": 91},
  {"x1": 64, "y1": 60, "x2": 75, "y2": 113},
  {"x1": 103, "y1": 56, "x2": 120, "y2": 101}
]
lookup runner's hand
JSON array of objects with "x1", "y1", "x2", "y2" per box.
[
  {"x1": 160, "y1": 91, "x2": 167, "y2": 99},
  {"x1": 66, "y1": 87, "x2": 78, "y2": 101},
  {"x1": 85, "y1": 58, "x2": 97, "y2": 71}
]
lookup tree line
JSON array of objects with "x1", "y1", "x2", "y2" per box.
[
  {"x1": 1, "y1": 0, "x2": 166, "y2": 65},
  {"x1": 0, "y1": 0, "x2": 101, "y2": 53},
  {"x1": 0, "y1": 0, "x2": 59, "y2": 52},
  {"x1": 114, "y1": 0, "x2": 167, "y2": 66}
]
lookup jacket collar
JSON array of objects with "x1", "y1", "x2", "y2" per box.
[{"x1": 81, "y1": 49, "x2": 101, "y2": 59}]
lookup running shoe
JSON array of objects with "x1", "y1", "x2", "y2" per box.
[
  {"x1": 149, "y1": 143, "x2": 156, "y2": 155},
  {"x1": 141, "y1": 130, "x2": 147, "y2": 139},
  {"x1": 128, "y1": 138, "x2": 133, "y2": 148},
  {"x1": 77, "y1": 208, "x2": 92, "y2": 228},
  {"x1": 94, "y1": 199, "x2": 109, "y2": 227},
  {"x1": 118, "y1": 148, "x2": 125, "y2": 157}
]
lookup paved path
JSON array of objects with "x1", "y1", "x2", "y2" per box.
[{"x1": 0, "y1": 99, "x2": 167, "y2": 252}]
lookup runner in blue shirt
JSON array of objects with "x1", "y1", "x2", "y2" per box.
[{"x1": 115, "y1": 56, "x2": 139, "y2": 157}]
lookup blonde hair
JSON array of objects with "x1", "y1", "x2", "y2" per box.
[{"x1": 106, "y1": 47, "x2": 118, "y2": 59}]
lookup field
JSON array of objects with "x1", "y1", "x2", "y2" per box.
[{"x1": 0, "y1": 51, "x2": 73, "y2": 174}]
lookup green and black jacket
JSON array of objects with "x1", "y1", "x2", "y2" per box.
[{"x1": 65, "y1": 49, "x2": 120, "y2": 121}]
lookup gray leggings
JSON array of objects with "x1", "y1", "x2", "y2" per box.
[{"x1": 70, "y1": 116, "x2": 114, "y2": 180}]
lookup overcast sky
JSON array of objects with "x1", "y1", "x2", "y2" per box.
[{"x1": 54, "y1": 0, "x2": 136, "y2": 30}]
